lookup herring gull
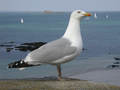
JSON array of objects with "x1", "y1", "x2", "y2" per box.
[{"x1": 8, "y1": 10, "x2": 91, "y2": 80}]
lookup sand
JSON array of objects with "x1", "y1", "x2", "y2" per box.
[{"x1": 0, "y1": 78, "x2": 120, "y2": 90}]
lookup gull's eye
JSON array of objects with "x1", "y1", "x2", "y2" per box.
[{"x1": 77, "y1": 11, "x2": 81, "y2": 13}]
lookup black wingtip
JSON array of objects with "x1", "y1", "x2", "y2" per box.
[{"x1": 8, "y1": 60, "x2": 34, "y2": 68}]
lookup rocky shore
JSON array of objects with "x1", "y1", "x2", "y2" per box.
[{"x1": 0, "y1": 41, "x2": 46, "y2": 52}]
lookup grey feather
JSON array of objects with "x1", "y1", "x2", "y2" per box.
[{"x1": 27, "y1": 38, "x2": 77, "y2": 64}]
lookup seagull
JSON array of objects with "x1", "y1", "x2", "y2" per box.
[{"x1": 8, "y1": 10, "x2": 91, "y2": 80}]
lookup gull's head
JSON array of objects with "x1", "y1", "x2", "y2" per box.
[{"x1": 71, "y1": 10, "x2": 91, "y2": 19}]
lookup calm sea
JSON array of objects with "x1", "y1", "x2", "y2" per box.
[{"x1": 0, "y1": 11, "x2": 120, "y2": 79}]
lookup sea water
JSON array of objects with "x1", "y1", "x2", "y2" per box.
[{"x1": 0, "y1": 12, "x2": 120, "y2": 79}]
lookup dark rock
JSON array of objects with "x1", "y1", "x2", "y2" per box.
[
  {"x1": 0, "y1": 41, "x2": 46, "y2": 52},
  {"x1": 114, "y1": 57, "x2": 120, "y2": 60},
  {"x1": 6, "y1": 48, "x2": 13, "y2": 52},
  {"x1": 15, "y1": 46, "x2": 28, "y2": 51},
  {"x1": 113, "y1": 62, "x2": 120, "y2": 64},
  {"x1": 21, "y1": 42, "x2": 46, "y2": 46},
  {"x1": 107, "y1": 64, "x2": 120, "y2": 69},
  {"x1": 107, "y1": 57, "x2": 120, "y2": 69},
  {"x1": 15, "y1": 42, "x2": 46, "y2": 52},
  {"x1": 111, "y1": 65, "x2": 120, "y2": 68}
]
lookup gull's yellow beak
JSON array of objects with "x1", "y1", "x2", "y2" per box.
[{"x1": 83, "y1": 13, "x2": 91, "y2": 16}]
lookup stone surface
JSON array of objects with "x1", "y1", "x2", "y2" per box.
[{"x1": 0, "y1": 78, "x2": 120, "y2": 90}]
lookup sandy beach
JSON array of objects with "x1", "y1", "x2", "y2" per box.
[{"x1": 0, "y1": 78, "x2": 120, "y2": 90}]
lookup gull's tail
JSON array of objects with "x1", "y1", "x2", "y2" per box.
[{"x1": 8, "y1": 60, "x2": 35, "y2": 69}]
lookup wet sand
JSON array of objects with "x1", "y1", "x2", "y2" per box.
[{"x1": 70, "y1": 69, "x2": 120, "y2": 86}]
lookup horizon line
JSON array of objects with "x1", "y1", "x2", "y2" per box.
[{"x1": 0, "y1": 10, "x2": 120, "y2": 13}]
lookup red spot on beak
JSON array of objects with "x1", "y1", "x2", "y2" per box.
[{"x1": 84, "y1": 13, "x2": 91, "y2": 16}]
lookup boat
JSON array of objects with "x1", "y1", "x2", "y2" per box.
[{"x1": 20, "y1": 18, "x2": 24, "y2": 24}]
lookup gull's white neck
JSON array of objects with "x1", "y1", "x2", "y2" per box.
[{"x1": 63, "y1": 17, "x2": 83, "y2": 49}]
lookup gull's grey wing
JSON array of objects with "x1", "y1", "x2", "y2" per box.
[{"x1": 26, "y1": 38, "x2": 77, "y2": 64}]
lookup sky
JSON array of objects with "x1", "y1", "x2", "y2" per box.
[{"x1": 0, "y1": 0, "x2": 120, "y2": 12}]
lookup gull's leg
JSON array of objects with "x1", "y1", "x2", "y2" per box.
[{"x1": 57, "y1": 64, "x2": 62, "y2": 80}]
